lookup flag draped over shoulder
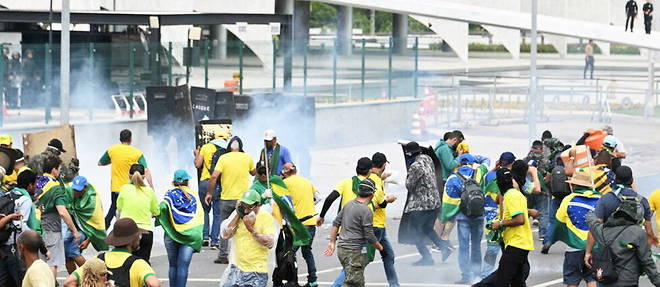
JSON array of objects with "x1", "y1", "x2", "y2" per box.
[
  {"x1": 252, "y1": 176, "x2": 312, "y2": 247},
  {"x1": 552, "y1": 189, "x2": 601, "y2": 249},
  {"x1": 13, "y1": 188, "x2": 41, "y2": 235},
  {"x1": 156, "y1": 187, "x2": 204, "y2": 252},
  {"x1": 441, "y1": 164, "x2": 489, "y2": 222},
  {"x1": 65, "y1": 184, "x2": 109, "y2": 251}
]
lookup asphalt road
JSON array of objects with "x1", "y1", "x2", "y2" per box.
[{"x1": 56, "y1": 216, "x2": 656, "y2": 287}]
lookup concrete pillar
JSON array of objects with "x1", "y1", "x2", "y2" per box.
[
  {"x1": 337, "y1": 6, "x2": 353, "y2": 55},
  {"x1": 275, "y1": 0, "x2": 294, "y2": 14},
  {"x1": 294, "y1": 0, "x2": 310, "y2": 53},
  {"x1": 370, "y1": 10, "x2": 376, "y2": 35},
  {"x1": 211, "y1": 25, "x2": 227, "y2": 60},
  {"x1": 392, "y1": 13, "x2": 408, "y2": 54}
]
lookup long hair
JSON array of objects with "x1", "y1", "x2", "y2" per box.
[
  {"x1": 80, "y1": 271, "x2": 105, "y2": 287},
  {"x1": 129, "y1": 163, "x2": 146, "y2": 192}
]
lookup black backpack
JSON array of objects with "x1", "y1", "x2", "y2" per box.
[
  {"x1": 0, "y1": 190, "x2": 20, "y2": 244},
  {"x1": 592, "y1": 226, "x2": 630, "y2": 284},
  {"x1": 98, "y1": 252, "x2": 139, "y2": 287},
  {"x1": 614, "y1": 188, "x2": 645, "y2": 225},
  {"x1": 550, "y1": 166, "x2": 571, "y2": 199},
  {"x1": 208, "y1": 144, "x2": 228, "y2": 187},
  {"x1": 458, "y1": 172, "x2": 485, "y2": 218}
]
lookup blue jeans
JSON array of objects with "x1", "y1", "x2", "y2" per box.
[
  {"x1": 293, "y1": 226, "x2": 317, "y2": 283},
  {"x1": 164, "y1": 234, "x2": 195, "y2": 287},
  {"x1": 530, "y1": 193, "x2": 550, "y2": 238},
  {"x1": 542, "y1": 198, "x2": 562, "y2": 245},
  {"x1": 456, "y1": 213, "x2": 484, "y2": 281},
  {"x1": 199, "y1": 180, "x2": 221, "y2": 245},
  {"x1": 332, "y1": 228, "x2": 400, "y2": 287}
]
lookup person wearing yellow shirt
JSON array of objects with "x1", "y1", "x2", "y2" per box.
[
  {"x1": 490, "y1": 168, "x2": 534, "y2": 287},
  {"x1": 116, "y1": 164, "x2": 159, "y2": 263},
  {"x1": 2, "y1": 149, "x2": 30, "y2": 185},
  {"x1": 194, "y1": 132, "x2": 229, "y2": 248},
  {"x1": 369, "y1": 152, "x2": 399, "y2": 287},
  {"x1": 64, "y1": 218, "x2": 161, "y2": 287},
  {"x1": 98, "y1": 129, "x2": 153, "y2": 228},
  {"x1": 282, "y1": 165, "x2": 319, "y2": 287},
  {"x1": 205, "y1": 136, "x2": 256, "y2": 264},
  {"x1": 649, "y1": 189, "x2": 660, "y2": 238},
  {"x1": 18, "y1": 230, "x2": 55, "y2": 287},
  {"x1": 220, "y1": 189, "x2": 276, "y2": 287}
]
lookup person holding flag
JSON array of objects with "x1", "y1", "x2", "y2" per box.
[
  {"x1": 251, "y1": 163, "x2": 311, "y2": 287},
  {"x1": 156, "y1": 170, "x2": 203, "y2": 287},
  {"x1": 259, "y1": 129, "x2": 293, "y2": 177},
  {"x1": 64, "y1": 176, "x2": 109, "y2": 274},
  {"x1": 551, "y1": 169, "x2": 600, "y2": 287}
]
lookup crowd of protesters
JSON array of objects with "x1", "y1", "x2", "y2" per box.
[{"x1": 1, "y1": 123, "x2": 660, "y2": 287}]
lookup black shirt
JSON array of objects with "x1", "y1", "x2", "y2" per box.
[
  {"x1": 627, "y1": 0, "x2": 639, "y2": 14},
  {"x1": 644, "y1": 3, "x2": 654, "y2": 16}
]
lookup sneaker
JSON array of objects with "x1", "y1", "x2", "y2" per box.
[
  {"x1": 442, "y1": 246, "x2": 454, "y2": 262},
  {"x1": 541, "y1": 244, "x2": 550, "y2": 255},
  {"x1": 214, "y1": 257, "x2": 229, "y2": 264},
  {"x1": 202, "y1": 239, "x2": 210, "y2": 247},
  {"x1": 431, "y1": 245, "x2": 442, "y2": 253},
  {"x1": 210, "y1": 245, "x2": 219, "y2": 250},
  {"x1": 412, "y1": 258, "x2": 434, "y2": 266}
]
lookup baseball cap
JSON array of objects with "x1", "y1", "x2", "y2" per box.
[
  {"x1": 603, "y1": 135, "x2": 618, "y2": 149},
  {"x1": 48, "y1": 139, "x2": 66, "y2": 153},
  {"x1": 263, "y1": 129, "x2": 277, "y2": 141},
  {"x1": 372, "y1": 152, "x2": 389, "y2": 167},
  {"x1": 499, "y1": 152, "x2": 516, "y2": 166},
  {"x1": 82, "y1": 257, "x2": 112, "y2": 276},
  {"x1": 358, "y1": 178, "x2": 376, "y2": 197},
  {"x1": 459, "y1": 153, "x2": 476, "y2": 165},
  {"x1": 0, "y1": 135, "x2": 12, "y2": 146},
  {"x1": 240, "y1": 189, "x2": 262, "y2": 205},
  {"x1": 71, "y1": 176, "x2": 88, "y2": 191},
  {"x1": 173, "y1": 169, "x2": 191, "y2": 182}
]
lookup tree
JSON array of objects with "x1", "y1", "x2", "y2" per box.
[{"x1": 310, "y1": 2, "x2": 338, "y2": 31}]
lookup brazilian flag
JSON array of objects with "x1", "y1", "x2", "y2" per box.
[
  {"x1": 156, "y1": 186, "x2": 204, "y2": 252},
  {"x1": 441, "y1": 164, "x2": 489, "y2": 222},
  {"x1": 252, "y1": 176, "x2": 312, "y2": 247},
  {"x1": 552, "y1": 188, "x2": 601, "y2": 249},
  {"x1": 65, "y1": 184, "x2": 109, "y2": 251}
]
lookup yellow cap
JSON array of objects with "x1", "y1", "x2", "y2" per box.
[
  {"x1": 457, "y1": 142, "x2": 470, "y2": 154},
  {"x1": 0, "y1": 135, "x2": 12, "y2": 146}
]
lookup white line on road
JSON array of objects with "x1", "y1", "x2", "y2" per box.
[{"x1": 531, "y1": 278, "x2": 563, "y2": 287}]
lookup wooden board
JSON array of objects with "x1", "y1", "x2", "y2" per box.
[{"x1": 22, "y1": 124, "x2": 77, "y2": 163}]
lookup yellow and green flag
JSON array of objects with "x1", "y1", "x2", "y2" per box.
[
  {"x1": 156, "y1": 186, "x2": 204, "y2": 252},
  {"x1": 552, "y1": 188, "x2": 601, "y2": 249},
  {"x1": 65, "y1": 184, "x2": 109, "y2": 251}
]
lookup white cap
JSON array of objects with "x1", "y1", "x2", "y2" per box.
[{"x1": 263, "y1": 129, "x2": 277, "y2": 141}]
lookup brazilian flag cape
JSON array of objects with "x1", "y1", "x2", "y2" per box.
[
  {"x1": 156, "y1": 186, "x2": 204, "y2": 252},
  {"x1": 252, "y1": 176, "x2": 312, "y2": 247},
  {"x1": 441, "y1": 164, "x2": 489, "y2": 222},
  {"x1": 482, "y1": 171, "x2": 501, "y2": 245},
  {"x1": 65, "y1": 183, "x2": 109, "y2": 251},
  {"x1": 552, "y1": 188, "x2": 601, "y2": 249},
  {"x1": 11, "y1": 187, "x2": 42, "y2": 235},
  {"x1": 35, "y1": 174, "x2": 66, "y2": 226}
]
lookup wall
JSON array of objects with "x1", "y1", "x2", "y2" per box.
[{"x1": 315, "y1": 99, "x2": 421, "y2": 148}]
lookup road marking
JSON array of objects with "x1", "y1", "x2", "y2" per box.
[
  {"x1": 530, "y1": 278, "x2": 563, "y2": 287},
  {"x1": 318, "y1": 282, "x2": 469, "y2": 286}
]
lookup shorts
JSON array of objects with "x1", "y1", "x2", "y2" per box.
[
  {"x1": 41, "y1": 231, "x2": 65, "y2": 267},
  {"x1": 563, "y1": 250, "x2": 594, "y2": 285},
  {"x1": 222, "y1": 264, "x2": 268, "y2": 287},
  {"x1": 64, "y1": 229, "x2": 87, "y2": 259}
]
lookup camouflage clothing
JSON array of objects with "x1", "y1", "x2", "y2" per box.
[
  {"x1": 26, "y1": 149, "x2": 79, "y2": 183},
  {"x1": 404, "y1": 154, "x2": 441, "y2": 213},
  {"x1": 543, "y1": 138, "x2": 565, "y2": 162},
  {"x1": 337, "y1": 246, "x2": 366, "y2": 287},
  {"x1": 524, "y1": 150, "x2": 549, "y2": 174}
]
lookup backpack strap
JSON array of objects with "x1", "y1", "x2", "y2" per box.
[{"x1": 603, "y1": 226, "x2": 631, "y2": 247}]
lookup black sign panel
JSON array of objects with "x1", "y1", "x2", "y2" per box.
[
  {"x1": 191, "y1": 87, "x2": 216, "y2": 123},
  {"x1": 215, "y1": 91, "x2": 235, "y2": 119},
  {"x1": 145, "y1": 86, "x2": 175, "y2": 134}
]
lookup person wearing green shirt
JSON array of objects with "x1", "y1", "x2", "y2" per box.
[{"x1": 116, "y1": 164, "x2": 159, "y2": 263}]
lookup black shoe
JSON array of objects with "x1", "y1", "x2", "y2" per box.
[
  {"x1": 202, "y1": 239, "x2": 210, "y2": 247},
  {"x1": 442, "y1": 246, "x2": 454, "y2": 262},
  {"x1": 214, "y1": 257, "x2": 229, "y2": 264},
  {"x1": 412, "y1": 258, "x2": 435, "y2": 266},
  {"x1": 541, "y1": 244, "x2": 550, "y2": 255}
]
